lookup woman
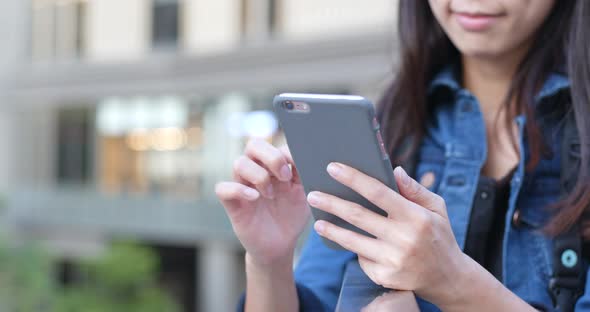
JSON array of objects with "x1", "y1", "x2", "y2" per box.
[{"x1": 215, "y1": 0, "x2": 590, "y2": 311}]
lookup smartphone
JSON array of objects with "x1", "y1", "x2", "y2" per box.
[{"x1": 273, "y1": 93, "x2": 397, "y2": 249}]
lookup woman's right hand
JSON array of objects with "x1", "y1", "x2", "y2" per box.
[{"x1": 215, "y1": 139, "x2": 310, "y2": 268}]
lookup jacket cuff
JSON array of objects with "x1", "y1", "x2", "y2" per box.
[{"x1": 236, "y1": 282, "x2": 324, "y2": 312}]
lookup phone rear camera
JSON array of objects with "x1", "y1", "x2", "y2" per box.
[{"x1": 285, "y1": 101, "x2": 294, "y2": 110}]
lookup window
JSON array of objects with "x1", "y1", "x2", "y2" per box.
[
  {"x1": 31, "y1": 0, "x2": 87, "y2": 62},
  {"x1": 152, "y1": 0, "x2": 181, "y2": 49},
  {"x1": 240, "y1": 0, "x2": 281, "y2": 40},
  {"x1": 268, "y1": 0, "x2": 279, "y2": 36},
  {"x1": 240, "y1": 0, "x2": 249, "y2": 38},
  {"x1": 56, "y1": 108, "x2": 93, "y2": 184}
]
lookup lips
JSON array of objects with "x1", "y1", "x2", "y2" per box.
[{"x1": 453, "y1": 12, "x2": 503, "y2": 31}]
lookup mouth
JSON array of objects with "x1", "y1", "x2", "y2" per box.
[{"x1": 452, "y1": 11, "x2": 505, "y2": 32}]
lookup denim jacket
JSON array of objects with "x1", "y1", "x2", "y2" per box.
[{"x1": 287, "y1": 66, "x2": 590, "y2": 312}]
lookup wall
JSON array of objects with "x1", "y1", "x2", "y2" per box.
[
  {"x1": 0, "y1": 0, "x2": 29, "y2": 193},
  {"x1": 86, "y1": 0, "x2": 150, "y2": 62},
  {"x1": 183, "y1": 0, "x2": 242, "y2": 55},
  {"x1": 279, "y1": 0, "x2": 396, "y2": 40}
]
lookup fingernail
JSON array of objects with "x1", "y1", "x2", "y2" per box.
[
  {"x1": 280, "y1": 164, "x2": 292, "y2": 181},
  {"x1": 266, "y1": 184, "x2": 274, "y2": 198},
  {"x1": 314, "y1": 220, "x2": 326, "y2": 233},
  {"x1": 243, "y1": 188, "x2": 259, "y2": 200},
  {"x1": 327, "y1": 163, "x2": 342, "y2": 177},
  {"x1": 307, "y1": 192, "x2": 321, "y2": 206},
  {"x1": 397, "y1": 166, "x2": 411, "y2": 187}
]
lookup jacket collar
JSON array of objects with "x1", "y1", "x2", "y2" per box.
[{"x1": 427, "y1": 64, "x2": 571, "y2": 102}]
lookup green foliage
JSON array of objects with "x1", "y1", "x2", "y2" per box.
[
  {"x1": 54, "y1": 242, "x2": 180, "y2": 312},
  {"x1": 0, "y1": 238, "x2": 180, "y2": 312},
  {"x1": 0, "y1": 236, "x2": 54, "y2": 312}
]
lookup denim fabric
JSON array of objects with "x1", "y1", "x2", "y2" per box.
[
  {"x1": 285, "y1": 66, "x2": 590, "y2": 312},
  {"x1": 237, "y1": 66, "x2": 587, "y2": 311}
]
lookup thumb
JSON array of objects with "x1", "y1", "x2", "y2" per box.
[{"x1": 393, "y1": 166, "x2": 447, "y2": 217}]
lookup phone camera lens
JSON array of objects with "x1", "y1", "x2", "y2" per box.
[{"x1": 285, "y1": 101, "x2": 294, "y2": 110}]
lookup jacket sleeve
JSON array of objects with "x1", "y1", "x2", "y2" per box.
[
  {"x1": 237, "y1": 228, "x2": 356, "y2": 312},
  {"x1": 293, "y1": 228, "x2": 357, "y2": 311},
  {"x1": 574, "y1": 268, "x2": 590, "y2": 311}
]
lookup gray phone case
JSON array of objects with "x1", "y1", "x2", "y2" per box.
[{"x1": 273, "y1": 93, "x2": 398, "y2": 249}]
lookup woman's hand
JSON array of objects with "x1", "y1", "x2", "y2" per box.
[
  {"x1": 306, "y1": 163, "x2": 468, "y2": 307},
  {"x1": 215, "y1": 139, "x2": 310, "y2": 268},
  {"x1": 361, "y1": 291, "x2": 419, "y2": 312}
]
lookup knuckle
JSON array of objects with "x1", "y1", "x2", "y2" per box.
[
  {"x1": 338, "y1": 236, "x2": 351, "y2": 249},
  {"x1": 346, "y1": 205, "x2": 365, "y2": 225},
  {"x1": 404, "y1": 240, "x2": 420, "y2": 259},
  {"x1": 252, "y1": 171, "x2": 270, "y2": 186},
  {"x1": 246, "y1": 138, "x2": 268, "y2": 154},
  {"x1": 233, "y1": 155, "x2": 248, "y2": 172},
  {"x1": 396, "y1": 247, "x2": 416, "y2": 271},
  {"x1": 408, "y1": 181, "x2": 423, "y2": 197},
  {"x1": 337, "y1": 232, "x2": 353, "y2": 249},
  {"x1": 373, "y1": 268, "x2": 392, "y2": 288},
  {"x1": 338, "y1": 168, "x2": 353, "y2": 183},
  {"x1": 367, "y1": 185, "x2": 389, "y2": 203},
  {"x1": 384, "y1": 253, "x2": 400, "y2": 269},
  {"x1": 371, "y1": 274, "x2": 386, "y2": 287},
  {"x1": 233, "y1": 156, "x2": 270, "y2": 185},
  {"x1": 319, "y1": 196, "x2": 333, "y2": 212},
  {"x1": 268, "y1": 152, "x2": 285, "y2": 169},
  {"x1": 215, "y1": 182, "x2": 236, "y2": 200},
  {"x1": 432, "y1": 194, "x2": 446, "y2": 208},
  {"x1": 415, "y1": 212, "x2": 433, "y2": 234},
  {"x1": 245, "y1": 138, "x2": 258, "y2": 152}
]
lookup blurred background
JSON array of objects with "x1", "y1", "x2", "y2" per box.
[{"x1": 0, "y1": 0, "x2": 398, "y2": 311}]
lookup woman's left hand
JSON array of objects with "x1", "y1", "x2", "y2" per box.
[{"x1": 307, "y1": 163, "x2": 470, "y2": 306}]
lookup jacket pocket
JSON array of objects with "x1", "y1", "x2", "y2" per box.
[
  {"x1": 517, "y1": 177, "x2": 560, "y2": 229},
  {"x1": 415, "y1": 145, "x2": 446, "y2": 194}
]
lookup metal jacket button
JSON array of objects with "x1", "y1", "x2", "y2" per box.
[{"x1": 512, "y1": 209, "x2": 522, "y2": 227}]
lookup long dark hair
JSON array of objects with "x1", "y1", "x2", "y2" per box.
[{"x1": 377, "y1": 1, "x2": 590, "y2": 235}]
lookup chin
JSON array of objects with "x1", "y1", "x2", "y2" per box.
[{"x1": 453, "y1": 42, "x2": 508, "y2": 60}]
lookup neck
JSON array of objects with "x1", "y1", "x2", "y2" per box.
[
  {"x1": 461, "y1": 44, "x2": 531, "y2": 117},
  {"x1": 462, "y1": 56, "x2": 518, "y2": 116}
]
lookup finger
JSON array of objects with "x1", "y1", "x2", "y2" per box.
[
  {"x1": 307, "y1": 191, "x2": 392, "y2": 239},
  {"x1": 232, "y1": 168, "x2": 253, "y2": 187},
  {"x1": 278, "y1": 145, "x2": 301, "y2": 184},
  {"x1": 358, "y1": 256, "x2": 409, "y2": 292},
  {"x1": 245, "y1": 139, "x2": 293, "y2": 182},
  {"x1": 314, "y1": 220, "x2": 387, "y2": 263},
  {"x1": 394, "y1": 166, "x2": 447, "y2": 217},
  {"x1": 326, "y1": 162, "x2": 412, "y2": 218},
  {"x1": 215, "y1": 181, "x2": 260, "y2": 206},
  {"x1": 358, "y1": 255, "x2": 382, "y2": 283},
  {"x1": 358, "y1": 255, "x2": 379, "y2": 270},
  {"x1": 233, "y1": 155, "x2": 275, "y2": 198}
]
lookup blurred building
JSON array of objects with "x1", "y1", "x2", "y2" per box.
[{"x1": 0, "y1": 0, "x2": 398, "y2": 311}]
